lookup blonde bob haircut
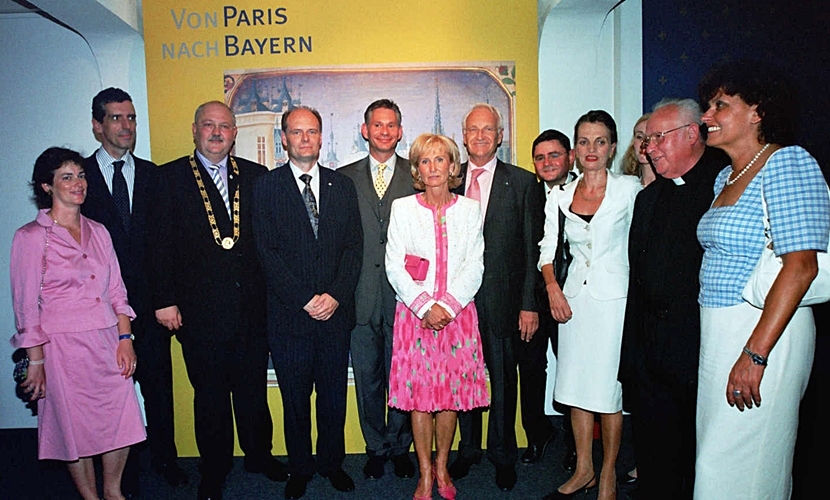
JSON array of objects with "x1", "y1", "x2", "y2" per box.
[{"x1": 408, "y1": 133, "x2": 463, "y2": 191}]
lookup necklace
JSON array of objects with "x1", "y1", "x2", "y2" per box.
[
  {"x1": 47, "y1": 210, "x2": 80, "y2": 230},
  {"x1": 577, "y1": 179, "x2": 605, "y2": 202},
  {"x1": 725, "y1": 143, "x2": 770, "y2": 186},
  {"x1": 189, "y1": 155, "x2": 240, "y2": 250}
]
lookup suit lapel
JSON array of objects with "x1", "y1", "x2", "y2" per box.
[
  {"x1": 353, "y1": 158, "x2": 382, "y2": 218},
  {"x1": 455, "y1": 162, "x2": 469, "y2": 196},
  {"x1": 485, "y1": 161, "x2": 509, "y2": 224}
]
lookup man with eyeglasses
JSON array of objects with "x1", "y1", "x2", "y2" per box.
[
  {"x1": 524, "y1": 130, "x2": 578, "y2": 470},
  {"x1": 449, "y1": 103, "x2": 540, "y2": 491},
  {"x1": 619, "y1": 99, "x2": 728, "y2": 500}
]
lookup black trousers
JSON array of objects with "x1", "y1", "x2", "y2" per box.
[
  {"x1": 121, "y1": 315, "x2": 177, "y2": 494},
  {"x1": 457, "y1": 332, "x2": 518, "y2": 466},
  {"x1": 630, "y1": 365, "x2": 696, "y2": 500},
  {"x1": 515, "y1": 322, "x2": 555, "y2": 444},
  {"x1": 180, "y1": 335, "x2": 274, "y2": 477},
  {"x1": 270, "y1": 328, "x2": 350, "y2": 477},
  {"x1": 133, "y1": 315, "x2": 178, "y2": 462}
]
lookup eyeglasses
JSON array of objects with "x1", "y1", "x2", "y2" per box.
[{"x1": 642, "y1": 123, "x2": 693, "y2": 148}]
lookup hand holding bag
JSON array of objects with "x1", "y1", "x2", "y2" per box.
[
  {"x1": 742, "y1": 172, "x2": 830, "y2": 308},
  {"x1": 553, "y1": 185, "x2": 571, "y2": 288},
  {"x1": 405, "y1": 254, "x2": 429, "y2": 282}
]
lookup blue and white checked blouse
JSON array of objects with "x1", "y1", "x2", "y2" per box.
[{"x1": 697, "y1": 145, "x2": 830, "y2": 308}]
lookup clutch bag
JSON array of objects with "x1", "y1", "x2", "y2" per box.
[{"x1": 404, "y1": 254, "x2": 429, "y2": 281}]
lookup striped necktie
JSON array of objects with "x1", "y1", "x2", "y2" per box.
[{"x1": 208, "y1": 164, "x2": 231, "y2": 217}]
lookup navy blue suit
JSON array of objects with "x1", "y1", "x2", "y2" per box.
[
  {"x1": 82, "y1": 152, "x2": 179, "y2": 466},
  {"x1": 253, "y1": 164, "x2": 363, "y2": 477}
]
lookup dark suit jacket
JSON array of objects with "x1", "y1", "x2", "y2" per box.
[
  {"x1": 338, "y1": 155, "x2": 416, "y2": 325},
  {"x1": 252, "y1": 164, "x2": 363, "y2": 338},
  {"x1": 531, "y1": 181, "x2": 555, "y2": 322},
  {"x1": 82, "y1": 152, "x2": 157, "y2": 316},
  {"x1": 620, "y1": 147, "x2": 729, "y2": 388},
  {"x1": 147, "y1": 153, "x2": 268, "y2": 343},
  {"x1": 454, "y1": 160, "x2": 542, "y2": 339}
]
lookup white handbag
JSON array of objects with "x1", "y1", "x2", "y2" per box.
[{"x1": 741, "y1": 172, "x2": 830, "y2": 308}]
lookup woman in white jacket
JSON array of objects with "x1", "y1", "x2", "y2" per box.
[
  {"x1": 539, "y1": 111, "x2": 641, "y2": 500},
  {"x1": 385, "y1": 133, "x2": 489, "y2": 500}
]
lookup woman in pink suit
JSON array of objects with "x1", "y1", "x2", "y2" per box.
[
  {"x1": 386, "y1": 134, "x2": 489, "y2": 500},
  {"x1": 10, "y1": 147, "x2": 145, "y2": 500}
]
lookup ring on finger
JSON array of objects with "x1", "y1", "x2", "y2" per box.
[{"x1": 732, "y1": 390, "x2": 742, "y2": 397}]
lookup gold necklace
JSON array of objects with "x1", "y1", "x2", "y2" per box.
[
  {"x1": 189, "y1": 155, "x2": 240, "y2": 250},
  {"x1": 577, "y1": 180, "x2": 605, "y2": 201}
]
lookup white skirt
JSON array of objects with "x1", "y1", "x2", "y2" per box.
[
  {"x1": 695, "y1": 303, "x2": 814, "y2": 500},
  {"x1": 554, "y1": 285, "x2": 625, "y2": 414}
]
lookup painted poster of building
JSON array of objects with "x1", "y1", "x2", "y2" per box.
[{"x1": 224, "y1": 63, "x2": 517, "y2": 170}]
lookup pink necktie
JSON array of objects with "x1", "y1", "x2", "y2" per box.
[{"x1": 467, "y1": 168, "x2": 486, "y2": 202}]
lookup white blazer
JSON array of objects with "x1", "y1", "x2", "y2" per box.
[
  {"x1": 538, "y1": 171, "x2": 641, "y2": 301},
  {"x1": 386, "y1": 194, "x2": 484, "y2": 318}
]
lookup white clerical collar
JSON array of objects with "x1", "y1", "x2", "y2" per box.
[{"x1": 672, "y1": 176, "x2": 686, "y2": 186}]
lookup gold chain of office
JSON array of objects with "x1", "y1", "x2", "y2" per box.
[{"x1": 189, "y1": 155, "x2": 240, "y2": 250}]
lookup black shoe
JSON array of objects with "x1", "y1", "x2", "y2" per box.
[
  {"x1": 363, "y1": 455, "x2": 387, "y2": 480},
  {"x1": 391, "y1": 453, "x2": 416, "y2": 479},
  {"x1": 448, "y1": 455, "x2": 481, "y2": 480},
  {"x1": 521, "y1": 431, "x2": 556, "y2": 464},
  {"x1": 285, "y1": 474, "x2": 312, "y2": 500},
  {"x1": 541, "y1": 476, "x2": 597, "y2": 499},
  {"x1": 495, "y1": 464, "x2": 517, "y2": 491},
  {"x1": 245, "y1": 456, "x2": 289, "y2": 482},
  {"x1": 153, "y1": 461, "x2": 189, "y2": 487},
  {"x1": 562, "y1": 448, "x2": 577, "y2": 472},
  {"x1": 323, "y1": 468, "x2": 355, "y2": 492},
  {"x1": 617, "y1": 472, "x2": 638, "y2": 487},
  {"x1": 197, "y1": 478, "x2": 224, "y2": 500}
]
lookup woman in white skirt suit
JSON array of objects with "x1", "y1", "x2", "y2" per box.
[{"x1": 539, "y1": 110, "x2": 641, "y2": 500}]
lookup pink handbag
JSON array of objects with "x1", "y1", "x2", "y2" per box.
[{"x1": 404, "y1": 254, "x2": 429, "y2": 281}]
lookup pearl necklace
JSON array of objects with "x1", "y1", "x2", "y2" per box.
[{"x1": 725, "y1": 143, "x2": 770, "y2": 186}]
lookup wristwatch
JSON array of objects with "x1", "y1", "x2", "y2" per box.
[
  {"x1": 119, "y1": 333, "x2": 135, "y2": 341},
  {"x1": 742, "y1": 346, "x2": 768, "y2": 366}
]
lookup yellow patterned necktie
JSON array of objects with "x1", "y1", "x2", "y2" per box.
[{"x1": 374, "y1": 163, "x2": 388, "y2": 198}]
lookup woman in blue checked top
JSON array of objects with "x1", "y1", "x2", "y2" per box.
[{"x1": 695, "y1": 61, "x2": 830, "y2": 499}]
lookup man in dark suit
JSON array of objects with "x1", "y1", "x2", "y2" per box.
[
  {"x1": 81, "y1": 88, "x2": 188, "y2": 492},
  {"x1": 339, "y1": 99, "x2": 416, "y2": 480},
  {"x1": 619, "y1": 99, "x2": 728, "y2": 500},
  {"x1": 524, "y1": 130, "x2": 577, "y2": 466},
  {"x1": 449, "y1": 103, "x2": 541, "y2": 491},
  {"x1": 147, "y1": 101, "x2": 286, "y2": 500},
  {"x1": 252, "y1": 106, "x2": 363, "y2": 500}
]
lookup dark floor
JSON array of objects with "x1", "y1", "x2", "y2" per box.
[{"x1": 0, "y1": 416, "x2": 638, "y2": 500}]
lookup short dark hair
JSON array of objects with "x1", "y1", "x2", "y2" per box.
[
  {"x1": 574, "y1": 110, "x2": 618, "y2": 145},
  {"x1": 92, "y1": 87, "x2": 132, "y2": 123},
  {"x1": 31, "y1": 147, "x2": 85, "y2": 209},
  {"x1": 698, "y1": 60, "x2": 798, "y2": 145},
  {"x1": 532, "y1": 129, "x2": 571, "y2": 157},
  {"x1": 364, "y1": 99, "x2": 402, "y2": 126},
  {"x1": 281, "y1": 105, "x2": 323, "y2": 133}
]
